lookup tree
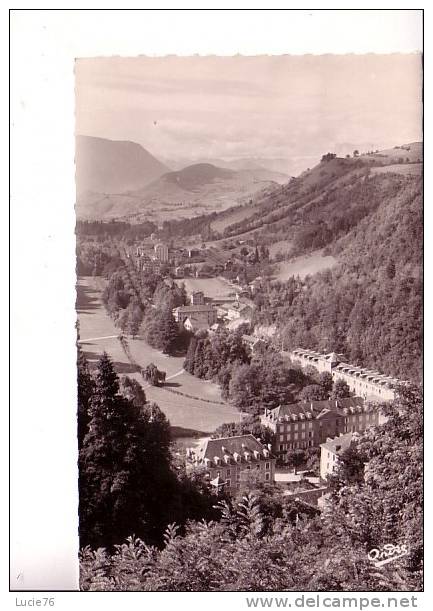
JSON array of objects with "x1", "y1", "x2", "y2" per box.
[
  {"x1": 285, "y1": 449, "x2": 306, "y2": 474},
  {"x1": 318, "y1": 371, "x2": 333, "y2": 396},
  {"x1": 77, "y1": 348, "x2": 95, "y2": 450},
  {"x1": 228, "y1": 363, "x2": 262, "y2": 413},
  {"x1": 386, "y1": 259, "x2": 396, "y2": 280},
  {"x1": 143, "y1": 307, "x2": 180, "y2": 355},
  {"x1": 353, "y1": 149, "x2": 359, "y2": 157},
  {"x1": 298, "y1": 383, "x2": 328, "y2": 402},
  {"x1": 78, "y1": 352, "x2": 176, "y2": 549},
  {"x1": 212, "y1": 415, "x2": 275, "y2": 446},
  {"x1": 321, "y1": 152, "x2": 336, "y2": 163},
  {"x1": 331, "y1": 379, "x2": 351, "y2": 399},
  {"x1": 144, "y1": 363, "x2": 166, "y2": 387},
  {"x1": 120, "y1": 376, "x2": 146, "y2": 407}
]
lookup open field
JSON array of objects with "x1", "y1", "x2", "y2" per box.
[
  {"x1": 210, "y1": 203, "x2": 261, "y2": 233},
  {"x1": 77, "y1": 276, "x2": 240, "y2": 431},
  {"x1": 273, "y1": 250, "x2": 338, "y2": 282},
  {"x1": 174, "y1": 276, "x2": 236, "y2": 298},
  {"x1": 268, "y1": 239, "x2": 294, "y2": 258}
]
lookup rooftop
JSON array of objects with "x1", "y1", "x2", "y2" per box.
[
  {"x1": 188, "y1": 434, "x2": 274, "y2": 465},
  {"x1": 291, "y1": 348, "x2": 402, "y2": 388},
  {"x1": 320, "y1": 431, "x2": 359, "y2": 454},
  {"x1": 173, "y1": 304, "x2": 216, "y2": 312},
  {"x1": 264, "y1": 397, "x2": 366, "y2": 422}
]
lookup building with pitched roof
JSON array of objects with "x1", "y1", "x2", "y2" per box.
[
  {"x1": 320, "y1": 432, "x2": 359, "y2": 480},
  {"x1": 260, "y1": 397, "x2": 380, "y2": 462},
  {"x1": 290, "y1": 348, "x2": 400, "y2": 401},
  {"x1": 186, "y1": 434, "x2": 276, "y2": 494},
  {"x1": 172, "y1": 304, "x2": 218, "y2": 328}
]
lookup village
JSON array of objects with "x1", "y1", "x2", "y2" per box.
[{"x1": 116, "y1": 237, "x2": 405, "y2": 511}]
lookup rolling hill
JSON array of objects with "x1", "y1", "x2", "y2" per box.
[
  {"x1": 76, "y1": 160, "x2": 288, "y2": 221},
  {"x1": 75, "y1": 135, "x2": 170, "y2": 195},
  {"x1": 206, "y1": 143, "x2": 423, "y2": 248}
]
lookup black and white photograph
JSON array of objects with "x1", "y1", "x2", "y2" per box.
[{"x1": 10, "y1": 7, "x2": 424, "y2": 601}]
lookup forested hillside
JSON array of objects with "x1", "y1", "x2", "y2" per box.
[{"x1": 252, "y1": 172, "x2": 422, "y2": 382}]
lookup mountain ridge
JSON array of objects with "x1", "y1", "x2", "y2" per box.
[{"x1": 75, "y1": 135, "x2": 170, "y2": 196}]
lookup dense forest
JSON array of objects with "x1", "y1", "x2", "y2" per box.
[{"x1": 250, "y1": 174, "x2": 422, "y2": 383}]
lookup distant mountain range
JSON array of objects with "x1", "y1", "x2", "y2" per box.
[
  {"x1": 75, "y1": 135, "x2": 170, "y2": 195},
  {"x1": 75, "y1": 137, "x2": 289, "y2": 221},
  {"x1": 162, "y1": 156, "x2": 297, "y2": 175}
]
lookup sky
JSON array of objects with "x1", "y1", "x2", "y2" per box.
[{"x1": 75, "y1": 54, "x2": 422, "y2": 174}]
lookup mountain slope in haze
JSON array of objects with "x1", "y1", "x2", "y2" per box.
[
  {"x1": 75, "y1": 136, "x2": 170, "y2": 195},
  {"x1": 76, "y1": 161, "x2": 286, "y2": 221}
]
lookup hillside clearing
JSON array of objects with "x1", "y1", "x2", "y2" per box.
[
  {"x1": 273, "y1": 250, "x2": 338, "y2": 281},
  {"x1": 174, "y1": 276, "x2": 235, "y2": 298}
]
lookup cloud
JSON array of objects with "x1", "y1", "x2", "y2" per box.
[{"x1": 75, "y1": 54, "x2": 422, "y2": 168}]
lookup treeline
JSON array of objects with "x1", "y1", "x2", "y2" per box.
[
  {"x1": 78, "y1": 350, "x2": 220, "y2": 550},
  {"x1": 76, "y1": 241, "x2": 124, "y2": 277},
  {"x1": 101, "y1": 262, "x2": 190, "y2": 353},
  {"x1": 80, "y1": 385, "x2": 423, "y2": 591},
  {"x1": 77, "y1": 219, "x2": 158, "y2": 240},
  {"x1": 159, "y1": 212, "x2": 220, "y2": 240},
  {"x1": 252, "y1": 175, "x2": 422, "y2": 383}
]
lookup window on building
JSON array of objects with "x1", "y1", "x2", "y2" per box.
[
  {"x1": 256, "y1": 464, "x2": 260, "y2": 470},
  {"x1": 301, "y1": 432, "x2": 306, "y2": 439},
  {"x1": 301, "y1": 422, "x2": 306, "y2": 429},
  {"x1": 279, "y1": 434, "x2": 284, "y2": 442},
  {"x1": 226, "y1": 479, "x2": 231, "y2": 487},
  {"x1": 265, "y1": 462, "x2": 270, "y2": 470},
  {"x1": 294, "y1": 423, "x2": 298, "y2": 430},
  {"x1": 265, "y1": 473, "x2": 270, "y2": 481},
  {"x1": 226, "y1": 469, "x2": 231, "y2": 477}
]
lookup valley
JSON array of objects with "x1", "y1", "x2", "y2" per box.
[{"x1": 77, "y1": 275, "x2": 240, "y2": 432}]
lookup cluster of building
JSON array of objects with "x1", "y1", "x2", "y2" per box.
[
  {"x1": 186, "y1": 435, "x2": 276, "y2": 494},
  {"x1": 131, "y1": 242, "x2": 170, "y2": 272},
  {"x1": 289, "y1": 348, "x2": 401, "y2": 401},
  {"x1": 260, "y1": 397, "x2": 381, "y2": 460},
  {"x1": 171, "y1": 286, "x2": 255, "y2": 333}
]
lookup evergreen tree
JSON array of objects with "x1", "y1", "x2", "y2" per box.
[
  {"x1": 77, "y1": 347, "x2": 95, "y2": 450},
  {"x1": 159, "y1": 308, "x2": 180, "y2": 354},
  {"x1": 79, "y1": 352, "x2": 175, "y2": 549}
]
